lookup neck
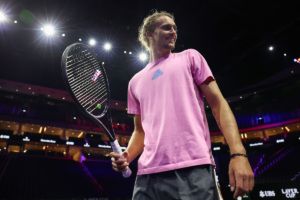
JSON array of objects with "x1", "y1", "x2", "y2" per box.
[{"x1": 149, "y1": 47, "x2": 171, "y2": 63}]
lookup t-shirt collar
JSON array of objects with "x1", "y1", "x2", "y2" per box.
[{"x1": 145, "y1": 52, "x2": 172, "y2": 70}]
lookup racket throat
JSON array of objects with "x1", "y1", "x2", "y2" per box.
[{"x1": 93, "y1": 114, "x2": 116, "y2": 142}]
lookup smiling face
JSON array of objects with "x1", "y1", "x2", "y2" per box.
[{"x1": 148, "y1": 16, "x2": 177, "y2": 52}]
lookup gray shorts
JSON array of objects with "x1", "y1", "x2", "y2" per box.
[{"x1": 132, "y1": 165, "x2": 220, "y2": 200}]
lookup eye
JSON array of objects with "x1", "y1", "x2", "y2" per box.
[
  {"x1": 173, "y1": 26, "x2": 178, "y2": 32},
  {"x1": 162, "y1": 24, "x2": 177, "y2": 32}
]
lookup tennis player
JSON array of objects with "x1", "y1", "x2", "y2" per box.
[{"x1": 110, "y1": 10, "x2": 254, "y2": 199}]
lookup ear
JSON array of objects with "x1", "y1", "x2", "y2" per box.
[
  {"x1": 146, "y1": 31, "x2": 153, "y2": 40},
  {"x1": 146, "y1": 31, "x2": 153, "y2": 44}
]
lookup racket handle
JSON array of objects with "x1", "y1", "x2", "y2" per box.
[{"x1": 110, "y1": 140, "x2": 132, "y2": 178}]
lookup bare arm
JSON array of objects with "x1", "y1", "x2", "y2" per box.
[
  {"x1": 125, "y1": 115, "x2": 145, "y2": 163},
  {"x1": 199, "y1": 80, "x2": 254, "y2": 198},
  {"x1": 199, "y1": 81, "x2": 245, "y2": 154}
]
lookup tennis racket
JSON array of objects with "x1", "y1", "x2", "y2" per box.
[{"x1": 61, "y1": 43, "x2": 132, "y2": 178}]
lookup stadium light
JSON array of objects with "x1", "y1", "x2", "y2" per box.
[
  {"x1": 138, "y1": 52, "x2": 148, "y2": 62},
  {"x1": 0, "y1": 11, "x2": 8, "y2": 23},
  {"x1": 294, "y1": 57, "x2": 300, "y2": 64},
  {"x1": 103, "y1": 42, "x2": 112, "y2": 51},
  {"x1": 41, "y1": 24, "x2": 56, "y2": 37},
  {"x1": 89, "y1": 38, "x2": 96, "y2": 46}
]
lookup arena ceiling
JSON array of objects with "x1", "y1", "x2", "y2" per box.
[{"x1": 0, "y1": 0, "x2": 299, "y2": 101}]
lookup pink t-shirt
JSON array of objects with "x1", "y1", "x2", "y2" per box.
[{"x1": 127, "y1": 49, "x2": 215, "y2": 175}]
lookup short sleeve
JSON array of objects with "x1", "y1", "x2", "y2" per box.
[
  {"x1": 127, "y1": 79, "x2": 141, "y2": 115},
  {"x1": 188, "y1": 49, "x2": 215, "y2": 86}
]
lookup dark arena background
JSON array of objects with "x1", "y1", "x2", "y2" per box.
[{"x1": 0, "y1": 1, "x2": 299, "y2": 199}]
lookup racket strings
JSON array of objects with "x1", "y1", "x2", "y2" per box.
[
  {"x1": 67, "y1": 65, "x2": 99, "y2": 89},
  {"x1": 67, "y1": 53, "x2": 102, "y2": 85},
  {"x1": 85, "y1": 90, "x2": 109, "y2": 111},
  {"x1": 66, "y1": 54, "x2": 95, "y2": 81},
  {"x1": 66, "y1": 52, "x2": 93, "y2": 68},
  {"x1": 66, "y1": 58, "x2": 97, "y2": 79},
  {"x1": 67, "y1": 53, "x2": 104, "y2": 83},
  {"x1": 71, "y1": 72, "x2": 106, "y2": 96},
  {"x1": 81, "y1": 89, "x2": 107, "y2": 110},
  {"x1": 67, "y1": 58, "x2": 101, "y2": 87},
  {"x1": 70, "y1": 71, "x2": 108, "y2": 106},
  {"x1": 82, "y1": 86, "x2": 107, "y2": 108},
  {"x1": 66, "y1": 49, "x2": 109, "y2": 116},
  {"x1": 73, "y1": 81, "x2": 104, "y2": 103},
  {"x1": 70, "y1": 77, "x2": 102, "y2": 98}
]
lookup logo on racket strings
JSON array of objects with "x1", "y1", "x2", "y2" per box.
[{"x1": 92, "y1": 69, "x2": 101, "y2": 82}]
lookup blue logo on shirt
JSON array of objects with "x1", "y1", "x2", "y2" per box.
[{"x1": 152, "y1": 69, "x2": 163, "y2": 80}]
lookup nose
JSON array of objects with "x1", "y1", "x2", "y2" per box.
[
  {"x1": 171, "y1": 32, "x2": 176, "y2": 39},
  {"x1": 170, "y1": 27, "x2": 176, "y2": 34},
  {"x1": 170, "y1": 29, "x2": 177, "y2": 38}
]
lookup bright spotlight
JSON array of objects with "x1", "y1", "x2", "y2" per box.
[
  {"x1": 89, "y1": 38, "x2": 96, "y2": 46},
  {"x1": 0, "y1": 11, "x2": 8, "y2": 22},
  {"x1": 268, "y1": 45, "x2": 274, "y2": 51},
  {"x1": 139, "y1": 52, "x2": 148, "y2": 62},
  {"x1": 41, "y1": 24, "x2": 56, "y2": 37},
  {"x1": 61, "y1": 33, "x2": 65, "y2": 37},
  {"x1": 103, "y1": 42, "x2": 112, "y2": 51}
]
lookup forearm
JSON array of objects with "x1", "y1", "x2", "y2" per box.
[
  {"x1": 211, "y1": 98, "x2": 246, "y2": 154},
  {"x1": 125, "y1": 130, "x2": 144, "y2": 163}
]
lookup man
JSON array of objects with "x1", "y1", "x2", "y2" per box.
[{"x1": 110, "y1": 11, "x2": 254, "y2": 199}]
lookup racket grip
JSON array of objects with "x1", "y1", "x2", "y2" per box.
[{"x1": 110, "y1": 140, "x2": 132, "y2": 178}]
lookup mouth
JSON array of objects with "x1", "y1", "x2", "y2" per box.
[{"x1": 167, "y1": 38, "x2": 176, "y2": 43}]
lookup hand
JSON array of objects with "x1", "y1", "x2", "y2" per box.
[
  {"x1": 109, "y1": 151, "x2": 130, "y2": 172},
  {"x1": 228, "y1": 156, "x2": 254, "y2": 199}
]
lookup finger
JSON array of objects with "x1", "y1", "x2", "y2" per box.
[
  {"x1": 112, "y1": 163, "x2": 119, "y2": 171},
  {"x1": 234, "y1": 188, "x2": 243, "y2": 199},
  {"x1": 112, "y1": 161, "x2": 128, "y2": 170},
  {"x1": 122, "y1": 151, "x2": 128, "y2": 157},
  {"x1": 118, "y1": 163, "x2": 129, "y2": 171},
  {"x1": 249, "y1": 173, "x2": 255, "y2": 191},
  {"x1": 246, "y1": 175, "x2": 252, "y2": 192},
  {"x1": 243, "y1": 175, "x2": 250, "y2": 193},
  {"x1": 113, "y1": 162, "x2": 129, "y2": 172},
  {"x1": 233, "y1": 173, "x2": 244, "y2": 199},
  {"x1": 122, "y1": 151, "x2": 129, "y2": 160},
  {"x1": 115, "y1": 158, "x2": 127, "y2": 165},
  {"x1": 115, "y1": 162, "x2": 129, "y2": 169},
  {"x1": 109, "y1": 152, "x2": 122, "y2": 159},
  {"x1": 229, "y1": 168, "x2": 235, "y2": 192},
  {"x1": 112, "y1": 159, "x2": 129, "y2": 169}
]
